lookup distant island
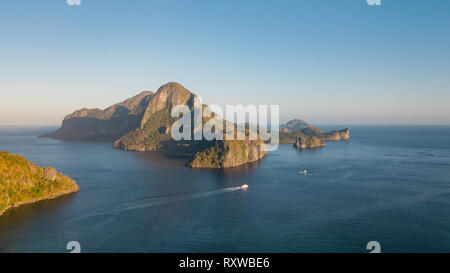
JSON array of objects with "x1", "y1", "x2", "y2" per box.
[
  {"x1": 279, "y1": 119, "x2": 349, "y2": 149},
  {"x1": 41, "y1": 82, "x2": 267, "y2": 168},
  {"x1": 0, "y1": 151, "x2": 79, "y2": 216}
]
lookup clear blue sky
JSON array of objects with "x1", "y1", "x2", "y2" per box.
[{"x1": 1, "y1": 0, "x2": 449, "y2": 125}]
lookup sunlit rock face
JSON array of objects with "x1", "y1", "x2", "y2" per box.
[{"x1": 294, "y1": 135, "x2": 325, "y2": 149}]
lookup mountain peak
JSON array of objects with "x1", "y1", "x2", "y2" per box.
[
  {"x1": 140, "y1": 82, "x2": 195, "y2": 129},
  {"x1": 154, "y1": 82, "x2": 193, "y2": 99},
  {"x1": 159, "y1": 81, "x2": 186, "y2": 90}
]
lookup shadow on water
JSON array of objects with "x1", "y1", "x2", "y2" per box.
[
  {"x1": 133, "y1": 151, "x2": 188, "y2": 168},
  {"x1": 0, "y1": 193, "x2": 78, "y2": 225},
  {"x1": 294, "y1": 147, "x2": 325, "y2": 154},
  {"x1": 0, "y1": 193, "x2": 79, "y2": 251},
  {"x1": 191, "y1": 159, "x2": 261, "y2": 175},
  {"x1": 133, "y1": 149, "x2": 263, "y2": 176}
]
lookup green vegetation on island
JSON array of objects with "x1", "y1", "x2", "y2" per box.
[
  {"x1": 280, "y1": 119, "x2": 312, "y2": 132},
  {"x1": 0, "y1": 151, "x2": 79, "y2": 216},
  {"x1": 113, "y1": 83, "x2": 267, "y2": 168},
  {"x1": 280, "y1": 126, "x2": 324, "y2": 144},
  {"x1": 113, "y1": 108, "x2": 177, "y2": 151},
  {"x1": 189, "y1": 131, "x2": 267, "y2": 168},
  {"x1": 279, "y1": 120, "x2": 349, "y2": 149}
]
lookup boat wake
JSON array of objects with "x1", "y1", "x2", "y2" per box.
[
  {"x1": 59, "y1": 186, "x2": 243, "y2": 231},
  {"x1": 111, "y1": 186, "x2": 242, "y2": 214}
]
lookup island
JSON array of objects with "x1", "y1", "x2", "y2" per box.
[
  {"x1": 279, "y1": 119, "x2": 349, "y2": 149},
  {"x1": 41, "y1": 82, "x2": 267, "y2": 169},
  {"x1": 0, "y1": 151, "x2": 79, "y2": 216}
]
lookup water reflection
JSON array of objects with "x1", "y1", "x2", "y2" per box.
[
  {"x1": 192, "y1": 159, "x2": 261, "y2": 175},
  {"x1": 134, "y1": 151, "x2": 187, "y2": 168},
  {"x1": 134, "y1": 150, "x2": 262, "y2": 176},
  {"x1": 0, "y1": 193, "x2": 78, "y2": 252},
  {"x1": 0, "y1": 194, "x2": 77, "y2": 222}
]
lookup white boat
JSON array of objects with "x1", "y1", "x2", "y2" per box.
[
  {"x1": 241, "y1": 184, "x2": 249, "y2": 189},
  {"x1": 299, "y1": 170, "x2": 308, "y2": 174}
]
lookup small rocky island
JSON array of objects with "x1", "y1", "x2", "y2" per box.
[
  {"x1": 0, "y1": 151, "x2": 79, "y2": 216},
  {"x1": 294, "y1": 135, "x2": 325, "y2": 149},
  {"x1": 280, "y1": 119, "x2": 349, "y2": 149},
  {"x1": 41, "y1": 82, "x2": 267, "y2": 169}
]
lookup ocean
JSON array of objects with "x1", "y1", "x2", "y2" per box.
[{"x1": 0, "y1": 125, "x2": 449, "y2": 252}]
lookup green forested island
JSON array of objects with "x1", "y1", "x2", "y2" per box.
[{"x1": 0, "y1": 151, "x2": 79, "y2": 216}]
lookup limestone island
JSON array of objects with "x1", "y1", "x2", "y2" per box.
[
  {"x1": 41, "y1": 82, "x2": 267, "y2": 169},
  {"x1": 279, "y1": 119, "x2": 349, "y2": 149},
  {"x1": 0, "y1": 151, "x2": 79, "y2": 216}
]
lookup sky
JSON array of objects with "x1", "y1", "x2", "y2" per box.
[{"x1": 0, "y1": 0, "x2": 449, "y2": 125}]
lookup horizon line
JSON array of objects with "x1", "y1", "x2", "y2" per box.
[{"x1": 1, "y1": 123, "x2": 450, "y2": 127}]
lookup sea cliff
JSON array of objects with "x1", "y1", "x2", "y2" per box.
[
  {"x1": 320, "y1": 129, "x2": 350, "y2": 141},
  {"x1": 294, "y1": 136, "x2": 325, "y2": 149},
  {"x1": 190, "y1": 139, "x2": 267, "y2": 168}
]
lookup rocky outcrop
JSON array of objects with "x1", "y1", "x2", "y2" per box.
[
  {"x1": 43, "y1": 167, "x2": 58, "y2": 181},
  {"x1": 40, "y1": 91, "x2": 154, "y2": 141},
  {"x1": 320, "y1": 128, "x2": 350, "y2": 141},
  {"x1": 139, "y1": 82, "x2": 194, "y2": 129},
  {"x1": 190, "y1": 139, "x2": 267, "y2": 168},
  {"x1": 113, "y1": 83, "x2": 194, "y2": 151},
  {"x1": 0, "y1": 151, "x2": 79, "y2": 216},
  {"x1": 294, "y1": 136, "x2": 325, "y2": 149}
]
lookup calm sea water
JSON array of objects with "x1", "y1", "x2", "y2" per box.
[{"x1": 0, "y1": 126, "x2": 449, "y2": 253}]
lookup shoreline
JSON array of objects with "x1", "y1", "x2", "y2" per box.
[{"x1": 0, "y1": 188, "x2": 79, "y2": 217}]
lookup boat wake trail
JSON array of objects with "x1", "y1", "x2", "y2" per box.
[
  {"x1": 111, "y1": 186, "x2": 242, "y2": 213},
  {"x1": 59, "y1": 186, "x2": 243, "y2": 231}
]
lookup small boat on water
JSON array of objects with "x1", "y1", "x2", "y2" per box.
[
  {"x1": 241, "y1": 184, "x2": 249, "y2": 189},
  {"x1": 299, "y1": 170, "x2": 308, "y2": 174}
]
